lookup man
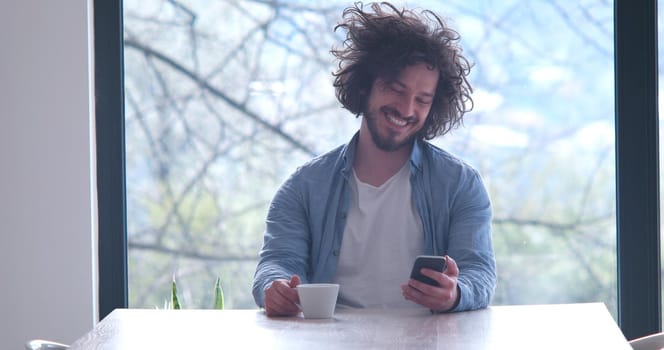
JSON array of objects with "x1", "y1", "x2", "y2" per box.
[{"x1": 252, "y1": 2, "x2": 495, "y2": 316}]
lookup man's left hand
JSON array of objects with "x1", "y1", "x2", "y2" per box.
[{"x1": 401, "y1": 255, "x2": 460, "y2": 312}]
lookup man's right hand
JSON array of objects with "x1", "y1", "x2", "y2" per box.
[{"x1": 264, "y1": 275, "x2": 301, "y2": 317}]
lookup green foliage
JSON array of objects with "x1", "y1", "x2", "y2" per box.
[
  {"x1": 166, "y1": 276, "x2": 225, "y2": 310},
  {"x1": 170, "y1": 275, "x2": 181, "y2": 310},
  {"x1": 213, "y1": 277, "x2": 224, "y2": 310}
]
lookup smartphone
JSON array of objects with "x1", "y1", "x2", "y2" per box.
[{"x1": 409, "y1": 255, "x2": 447, "y2": 286}]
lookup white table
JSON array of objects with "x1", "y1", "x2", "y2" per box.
[{"x1": 69, "y1": 303, "x2": 631, "y2": 349}]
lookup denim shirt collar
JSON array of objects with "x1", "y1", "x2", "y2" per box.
[
  {"x1": 340, "y1": 132, "x2": 424, "y2": 177},
  {"x1": 410, "y1": 138, "x2": 424, "y2": 172},
  {"x1": 339, "y1": 133, "x2": 358, "y2": 179}
]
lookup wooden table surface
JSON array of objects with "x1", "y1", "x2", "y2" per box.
[{"x1": 69, "y1": 303, "x2": 631, "y2": 349}]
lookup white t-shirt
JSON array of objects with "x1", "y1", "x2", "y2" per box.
[{"x1": 333, "y1": 162, "x2": 423, "y2": 308}]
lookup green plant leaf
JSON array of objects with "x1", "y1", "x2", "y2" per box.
[
  {"x1": 171, "y1": 275, "x2": 181, "y2": 310},
  {"x1": 213, "y1": 277, "x2": 224, "y2": 310}
]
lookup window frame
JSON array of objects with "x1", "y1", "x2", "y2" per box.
[
  {"x1": 95, "y1": 0, "x2": 661, "y2": 339},
  {"x1": 95, "y1": 0, "x2": 128, "y2": 318},
  {"x1": 614, "y1": 0, "x2": 661, "y2": 339}
]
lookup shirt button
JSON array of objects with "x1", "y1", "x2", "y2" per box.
[{"x1": 333, "y1": 250, "x2": 339, "y2": 256}]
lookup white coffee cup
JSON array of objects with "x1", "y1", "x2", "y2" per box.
[{"x1": 296, "y1": 283, "x2": 339, "y2": 319}]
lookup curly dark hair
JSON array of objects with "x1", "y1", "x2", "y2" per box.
[{"x1": 331, "y1": 2, "x2": 473, "y2": 140}]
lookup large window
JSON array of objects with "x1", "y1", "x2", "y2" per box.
[
  {"x1": 121, "y1": 0, "x2": 616, "y2": 311},
  {"x1": 94, "y1": 0, "x2": 662, "y2": 339}
]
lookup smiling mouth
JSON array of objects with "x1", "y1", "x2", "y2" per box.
[
  {"x1": 386, "y1": 113, "x2": 408, "y2": 127},
  {"x1": 382, "y1": 107, "x2": 413, "y2": 128}
]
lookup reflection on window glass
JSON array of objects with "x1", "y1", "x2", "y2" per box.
[{"x1": 124, "y1": 0, "x2": 615, "y2": 312}]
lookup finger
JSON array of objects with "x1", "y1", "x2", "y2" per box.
[
  {"x1": 402, "y1": 283, "x2": 422, "y2": 302},
  {"x1": 265, "y1": 291, "x2": 300, "y2": 316},
  {"x1": 444, "y1": 255, "x2": 459, "y2": 278},
  {"x1": 402, "y1": 284, "x2": 418, "y2": 302},
  {"x1": 264, "y1": 280, "x2": 300, "y2": 316},
  {"x1": 404, "y1": 269, "x2": 458, "y2": 310},
  {"x1": 418, "y1": 268, "x2": 447, "y2": 289},
  {"x1": 402, "y1": 282, "x2": 456, "y2": 311},
  {"x1": 402, "y1": 283, "x2": 440, "y2": 307},
  {"x1": 268, "y1": 278, "x2": 299, "y2": 301},
  {"x1": 417, "y1": 261, "x2": 458, "y2": 304},
  {"x1": 289, "y1": 275, "x2": 301, "y2": 304},
  {"x1": 289, "y1": 275, "x2": 301, "y2": 288}
]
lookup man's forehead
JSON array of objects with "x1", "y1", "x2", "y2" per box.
[{"x1": 379, "y1": 65, "x2": 439, "y2": 89}]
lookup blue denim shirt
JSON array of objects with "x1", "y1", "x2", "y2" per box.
[{"x1": 252, "y1": 134, "x2": 496, "y2": 312}]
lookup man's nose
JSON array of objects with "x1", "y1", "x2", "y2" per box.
[{"x1": 396, "y1": 95, "x2": 416, "y2": 118}]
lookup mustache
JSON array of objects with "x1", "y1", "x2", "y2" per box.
[{"x1": 379, "y1": 106, "x2": 416, "y2": 123}]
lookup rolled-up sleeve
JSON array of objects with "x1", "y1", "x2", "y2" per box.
[
  {"x1": 252, "y1": 176, "x2": 311, "y2": 307},
  {"x1": 447, "y1": 169, "x2": 496, "y2": 312}
]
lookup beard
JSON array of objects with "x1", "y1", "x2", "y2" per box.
[{"x1": 364, "y1": 107, "x2": 419, "y2": 152}]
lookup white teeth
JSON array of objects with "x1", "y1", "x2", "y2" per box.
[{"x1": 386, "y1": 114, "x2": 407, "y2": 127}]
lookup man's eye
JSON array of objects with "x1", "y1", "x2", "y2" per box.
[{"x1": 417, "y1": 99, "x2": 432, "y2": 105}]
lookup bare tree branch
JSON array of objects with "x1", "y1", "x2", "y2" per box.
[
  {"x1": 129, "y1": 241, "x2": 258, "y2": 262},
  {"x1": 125, "y1": 38, "x2": 317, "y2": 157}
]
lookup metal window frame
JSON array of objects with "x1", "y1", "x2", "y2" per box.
[
  {"x1": 615, "y1": 0, "x2": 661, "y2": 340},
  {"x1": 95, "y1": 0, "x2": 128, "y2": 319}
]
